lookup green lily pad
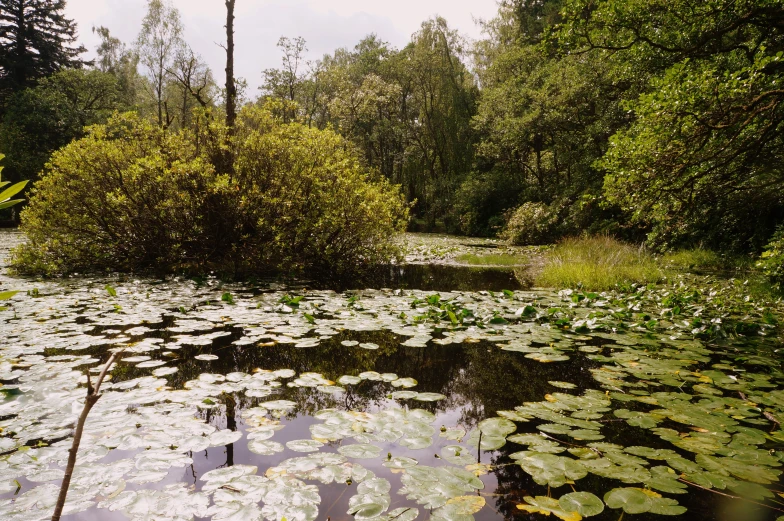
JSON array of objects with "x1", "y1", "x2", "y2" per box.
[
  {"x1": 559, "y1": 491, "x2": 605, "y2": 517},
  {"x1": 339, "y1": 444, "x2": 382, "y2": 459}
]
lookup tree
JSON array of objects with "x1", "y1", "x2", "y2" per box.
[
  {"x1": 559, "y1": 0, "x2": 784, "y2": 250},
  {"x1": 261, "y1": 36, "x2": 308, "y2": 122},
  {"x1": 0, "y1": 68, "x2": 121, "y2": 183},
  {"x1": 224, "y1": 0, "x2": 236, "y2": 128},
  {"x1": 167, "y1": 46, "x2": 215, "y2": 126},
  {"x1": 0, "y1": 0, "x2": 87, "y2": 99},
  {"x1": 136, "y1": 0, "x2": 184, "y2": 127},
  {"x1": 401, "y1": 17, "x2": 478, "y2": 226},
  {"x1": 93, "y1": 25, "x2": 141, "y2": 108}
]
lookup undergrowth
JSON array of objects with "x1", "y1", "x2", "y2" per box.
[
  {"x1": 454, "y1": 253, "x2": 528, "y2": 266},
  {"x1": 536, "y1": 236, "x2": 664, "y2": 290}
]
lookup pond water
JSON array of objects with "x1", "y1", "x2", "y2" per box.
[{"x1": 0, "y1": 230, "x2": 783, "y2": 521}]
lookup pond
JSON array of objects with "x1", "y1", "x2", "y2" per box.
[{"x1": 0, "y1": 230, "x2": 783, "y2": 521}]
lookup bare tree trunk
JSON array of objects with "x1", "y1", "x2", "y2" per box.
[
  {"x1": 51, "y1": 350, "x2": 124, "y2": 521},
  {"x1": 225, "y1": 0, "x2": 237, "y2": 130}
]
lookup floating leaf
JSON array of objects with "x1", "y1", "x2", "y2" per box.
[
  {"x1": 339, "y1": 444, "x2": 382, "y2": 459},
  {"x1": 603, "y1": 488, "x2": 652, "y2": 514},
  {"x1": 559, "y1": 492, "x2": 604, "y2": 517},
  {"x1": 248, "y1": 439, "x2": 284, "y2": 455}
]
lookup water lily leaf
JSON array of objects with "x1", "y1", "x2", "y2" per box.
[
  {"x1": 466, "y1": 429, "x2": 507, "y2": 451},
  {"x1": 152, "y1": 366, "x2": 178, "y2": 377},
  {"x1": 137, "y1": 360, "x2": 166, "y2": 368},
  {"x1": 550, "y1": 381, "x2": 578, "y2": 389},
  {"x1": 200, "y1": 465, "x2": 258, "y2": 483},
  {"x1": 339, "y1": 444, "x2": 382, "y2": 459},
  {"x1": 348, "y1": 501, "x2": 386, "y2": 520},
  {"x1": 440, "y1": 427, "x2": 466, "y2": 440},
  {"x1": 558, "y1": 492, "x2": 604, "y2": 517},
  {"x1": 445, "y1": 495, "x2": 486, "y2": 514},
  {"x1": 359, "y1": 342, "x2": 380, "y2": 350},
  {"x1": 383, "y1": 456, "x2": 418, "y2": 469},
  {"x1": 526, "y1": 352, "x2": 571, "y2": 363},
  {"x1": 210, "y1": 429, "x2": 243, "y2": 446},
  {"x1": 248, "y1": 439, "x2": 284, "y2": 455},
  {"x1": 518, "y1": 496, "x2": 582, "y2": 521},
  {"x1": 286, "y1": 439, "x2": 324, "y2": 452},
  {"x1": 400, "y1": 436, "x2": 433, "y2": 450},
  {"x1": 207, "y1": 501, "x2": 264, "y2": 521},
  {"x1": 358, "y1": 477, "x2": 392, "y2": 495},
  {"x1": 478, "y1": 417, "x2": 516, "y2": 437},
  {"x1": 441, "y1": 445, "x2": 475, "y2": 465},
  {"x1": 648, "y1": 497, "x2": 688, "y2": 516},
  {"x1": 385, "y1": 507, "x2": 419, "y2": 521},
  {"x1": 338, "y1": 375, "x2": 362, "y2": 385},
  {"x1": 194, "y1": 354, "x2": 219, "y2": 361},
  {"x1": 515, "y1": 452, "x2": 588, "y2": 488},
  {"x1": 259, "y1": 399, "x2": 297, "y2": 411},
  {"x1": 26, "y1": 468, "x2": 65, "y2": 482},
  {"x1": 603, "y1": 488, "x2": 652, "y2": 514},
  {"x1": 413, "y1": 392, "x2": 446, "y2": 402},
  {"x1": 392, "y1": 391, "x2": 419, "y2": 400},
  {"x1": 392, "y1": 377, "x2": 418, "y2": 388}
]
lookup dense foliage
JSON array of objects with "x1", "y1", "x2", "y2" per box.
[
  {"x1": 11, "y1": 107, "x2": 408, "y2": 277},
  {"x1": 3, "y1": 0, "x2": 784, "y2": 283},
  {"x1": 0, "y1": 0, "x2": 87, "y2": 96}
]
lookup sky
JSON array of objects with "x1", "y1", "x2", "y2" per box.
[{"x1": 64, "y1": 0, "x2": 501, "y2": 92}]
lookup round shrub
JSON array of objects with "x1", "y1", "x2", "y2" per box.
[
  {"x1": 12, "y1": 107, "x2": 409, "y2": 278},
  {"x1": 759, "y1": 227, "x2": 784, "y2": 290},
  {"x1": 500, "y1": 202, "x2": 556, "y2": 246}
]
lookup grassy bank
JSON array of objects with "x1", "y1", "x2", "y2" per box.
[
  {"x1": 535, "y1": 236, "x2": 664, "y2": 291},
  {"x1": 533, "y1": 236, "x2": 779, "y2": 296},
  {"x1": 454, "y1": 253, "x2": 528, "y2": 266}
]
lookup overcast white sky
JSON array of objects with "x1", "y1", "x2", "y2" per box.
[{"x1": 64, "y1": 0, "x2": 500, "y2": 92}]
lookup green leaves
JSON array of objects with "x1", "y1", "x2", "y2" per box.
[
  {"x1": 559, "y1": 492, "x2": 604, "y2": 517},
  {"x1": 513, "y1": 451, "x2": 588, "y2": 488},
  {"x1": 0, "y1": 290, "x2": 19, "y2": 301},
  {"x1": 604, "y1": 488, "x2": 687, "y2": 516},
  {"x1": 0, "y1": 180, "x2": 28, "y2": 210}
]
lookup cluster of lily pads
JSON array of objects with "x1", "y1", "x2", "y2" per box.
[{"x1": 1, "y1": 228, "x2": 784, "y2": 520}]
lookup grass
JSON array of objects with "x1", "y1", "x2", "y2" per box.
[
  {"x1": 536, "y1": 236, "x2": 664, "y2": 290},
  {"x1": 455, "y1": 253, "x2": 528, "y2": 266},
  {"x1": 660, "y1": 248, "x2": 756, "y2": 272}
]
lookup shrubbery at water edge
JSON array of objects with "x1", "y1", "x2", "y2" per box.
[{"x1": 11, "y1": 107, "x2": 409, "y2": 278}]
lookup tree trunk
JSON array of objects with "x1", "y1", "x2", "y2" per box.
[{"x1": 225, "y1": 0, "x2": 237, "y2": 129}]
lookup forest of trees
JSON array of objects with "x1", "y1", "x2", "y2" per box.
[{"x1": 1, "y1": 0, "x2": 784, "y2": 272}]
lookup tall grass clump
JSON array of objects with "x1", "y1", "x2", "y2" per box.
[{"x1": 536, "y1": 236, "x2": 664, "y2": 290}]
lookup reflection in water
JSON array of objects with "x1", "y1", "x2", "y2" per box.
[
  {"x1": 50, "y1": 326, "x2": 749, "y2": 521},
  {"x1": 345, "y1": 264, "x2": 532, "y2": 292}
]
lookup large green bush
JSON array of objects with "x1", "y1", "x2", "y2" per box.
[
  {"x1": 12, "y1": 107, "x2": 408, "y2": 278},
  {"x1": 500, "y1": 202, "x2": 556, "y2": 246}
]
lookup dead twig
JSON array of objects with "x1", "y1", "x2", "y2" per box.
[{"x1": 51, "y1": 349, "x2": 125, "y2": 521}]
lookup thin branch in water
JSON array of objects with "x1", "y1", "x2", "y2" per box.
[{"x1": 51, "y1": 349, "x2": 125, "y2": 521}]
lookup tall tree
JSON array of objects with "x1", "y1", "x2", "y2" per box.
[
  {"x1": 0, "y1": 0, "x2": 87, "y2": 98},
  {"x1": 136, "y1": 0, "x2": 184, "y2": 127},
  {"x1": 261, "y1": 36, "x2": 307, "y2": 122},
  {"x1": 93, "y1": 25, "x2": 141, "y2": 109},
  {"x1": 224, "y1": 0, "x2": 236, "y2": 128}
]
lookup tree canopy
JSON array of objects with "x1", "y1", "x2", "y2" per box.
[{"x1": 0, "y1": 0, "x2": 87, "y2": 97}]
